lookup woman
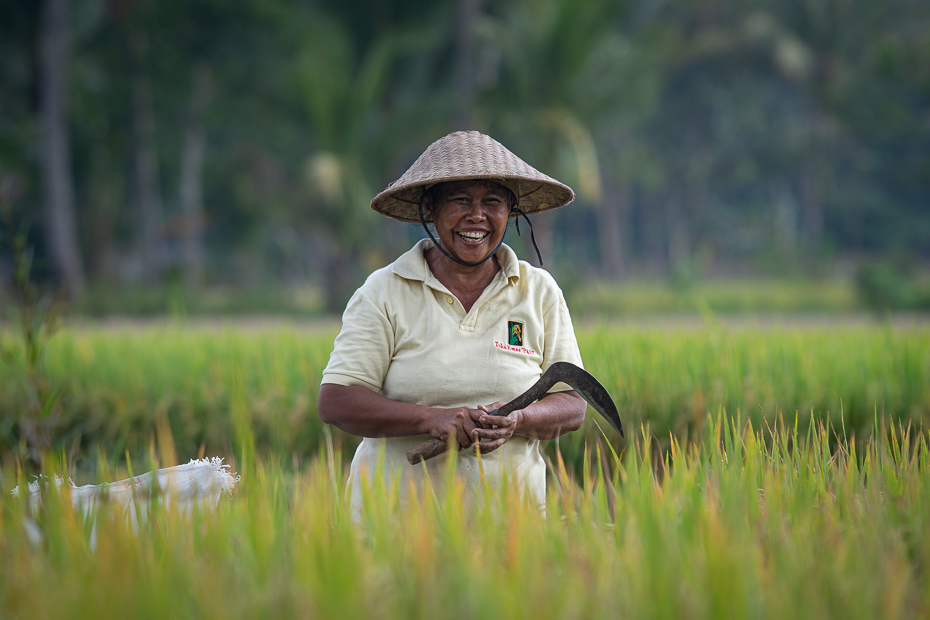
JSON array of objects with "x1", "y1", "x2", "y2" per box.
[{"x1": 318, "y1": 131, "x2": 586, "y2": 513}]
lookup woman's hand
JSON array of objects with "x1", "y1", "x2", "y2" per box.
[
  {"x1": 426, "y1": 406, "x2": 484, "y2": 449},
  {"x1": 469, "y1": 402, "x2": 522, "y2": 455},
  {"x1": 466, "y1": 391, "x2": 587, "y2": 454}
]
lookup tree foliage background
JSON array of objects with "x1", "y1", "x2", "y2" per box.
[{"x1": 1, "y1": 0, "x2": 928, "y2": 313}]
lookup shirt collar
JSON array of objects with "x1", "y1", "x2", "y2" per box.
[{"x1": 392, "y1": 238, "x2": 521, "y2": 284}]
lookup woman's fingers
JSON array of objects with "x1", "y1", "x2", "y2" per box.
[
  {"x1": 471, "y1": 427, "x2": 510, "y2": 441},
  {"x1": 455, "y1": 414, "x2": 478, "y2": 448},
  {"x1": 479, "y1": 413, "x2": 514, "y2": 429},
  {"x1": 469, "y1": 413, "x2": 516, "y2": 453},
  {"x1": 476, "y1": 401, "x2": 507, "y2": 413},
  {"x1": 472, "y1": 402, "x2": 506, "y2": 431},
  {"x1": 433, "y1": 407, "x2": 482, "y2": 448},
  {"x1": 472, "y1": 437, "x2": 508, "y2": 455}
]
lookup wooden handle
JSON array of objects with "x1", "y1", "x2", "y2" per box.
[{"x1": 406, "y1": 438, "x2": 451, "y2": 464}]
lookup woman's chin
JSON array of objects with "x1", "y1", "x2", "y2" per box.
[{"x1": 450, "y1": 242, "x2": 493, "y2": 264}]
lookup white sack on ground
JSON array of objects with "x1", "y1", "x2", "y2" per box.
[{"x1": 11, "y1": 457, "x2": 240, "y2": 534}]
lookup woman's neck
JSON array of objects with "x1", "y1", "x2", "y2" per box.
[{"x1": 425, "y1": 245, "x2": 500, "y2": 312}]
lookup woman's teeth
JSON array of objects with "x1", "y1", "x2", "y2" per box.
[{"x1": 457, "y1": 231, "x2": 488, "y2": 242}]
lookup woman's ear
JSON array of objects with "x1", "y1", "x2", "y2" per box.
[{"x1": 421, "y1": 193, "x2": 436, "y2": 223}]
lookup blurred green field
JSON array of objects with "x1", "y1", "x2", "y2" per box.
[
  {"x1": 2, "y1": 418, "x2": 929, "y2": 619},
  {"x1": 69, "y1": 275, "x2": 930, "y2": 318},
  {"x1": 1, "y1": 321, "x2": 928, "y2": 473},
  {"x1": 566, "y1": 279, "x2": 860, "y2": 315}
]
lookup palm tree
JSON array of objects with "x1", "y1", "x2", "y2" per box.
[
  {"x1": 288, "y1": 4, "x2": 441, "y2": 308},
  {"x1": 477, "y1": 0, "x2": 626, "y2": 269},
  {"x1": 39, "y1": 0, "x2": 85, "y2": 296}
]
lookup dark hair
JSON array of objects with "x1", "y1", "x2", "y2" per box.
[{"x1": 420, "y1": 180, "x2": 517, "y2": 223}]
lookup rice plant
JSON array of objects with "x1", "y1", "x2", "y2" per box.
[
  {"x1": 1, "y1": 323, "x2": 926, "y2": 473},
  {"x1": 2, "y1": 415, "x2": 928, "y2": 619}
]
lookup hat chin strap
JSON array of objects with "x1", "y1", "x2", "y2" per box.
[
  {"x1": 417, "y1": 199, "x2": 545, "y2": 268},
  {"x1": 511, "y1": 206, "x2": 544, "y2": 266}
]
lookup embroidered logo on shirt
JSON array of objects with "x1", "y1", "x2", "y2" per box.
[{"x1": 495, "y1": 320, "x2": 534, "y2": 355}]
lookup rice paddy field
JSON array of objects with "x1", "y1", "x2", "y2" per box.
[{"x1": 2, "y1": 320, "x2": 930, "y2": 618}]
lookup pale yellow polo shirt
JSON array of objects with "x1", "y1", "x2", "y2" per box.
[{"x1": 321, "y1": 239, "x2": 583, "y2": 514}]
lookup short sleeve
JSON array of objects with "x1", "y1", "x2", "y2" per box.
[
  {"x1": 321, "y1": 288, "x2": 394, "y2": 392},
  {"x1": 542, "y1": 286, "x2": 584, "y2": 393}
]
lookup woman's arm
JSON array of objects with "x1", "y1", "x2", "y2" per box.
[{"x1": 318, "y1": 383, "x2": 484, "y2": 448}]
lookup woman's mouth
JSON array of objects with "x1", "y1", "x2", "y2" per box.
[{"x1": 456, "y1": 231, "x2": 489, "y2": 245}]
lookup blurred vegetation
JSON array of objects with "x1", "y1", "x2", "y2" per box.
[
  {"x1": 567, "y1": 278, "x2": 860, "y2": 316},
  {"x1": 1, "y1": 324, "x2": 927, "y2": 474},
  {"x1": 3, "y1": 418, "x2": 930, "y2": 618},
  {"x1": 64, "y1": 276, "x2": 930, "y2": 318},
  {"x1": 0, "y1": 201, "x2": 68, "y2": 465},
  {"x1": 71, "y1": 282, "x2": 326, "y2": 317},
  {"x1": 0, "y1": 0, "x2": 928, "y2": 312},
  {"x1": 856, "y1": 259, "x2": 930, "y2": 316}
]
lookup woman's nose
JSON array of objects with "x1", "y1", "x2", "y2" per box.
[
  {"x1": 463, "y1": 203, "x2": 487, "y2": 220},
  {"x1": 465, "y1": 206, "x2": 485, "y2": 222}
]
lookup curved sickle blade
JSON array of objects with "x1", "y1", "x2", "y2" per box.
[
  {"x1": 492, "y1": 362, "x2": 624, "y2": 437},
  {"x1": 405, "y1": 362, "x2": 623, "y2": 465}
]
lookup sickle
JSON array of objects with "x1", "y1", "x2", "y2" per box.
[{"x1": 406, "y1": 362, "x2": 623, "y2": 465}]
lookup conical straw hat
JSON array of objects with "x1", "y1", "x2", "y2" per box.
[{"x1": 371, "y1": 131, "x2": 575, "y2": 223}]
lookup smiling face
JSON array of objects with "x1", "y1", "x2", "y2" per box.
[{"x1": 423, "y1": 180, "x2": 513, "y2": 266}]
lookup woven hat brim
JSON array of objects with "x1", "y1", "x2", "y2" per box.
[
  {"x1": 370, "y1": 131, "x2": 575, "y2": 223},
  {"x1": 371, "y1": 175, "x2": 574, "y2": 223}
]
